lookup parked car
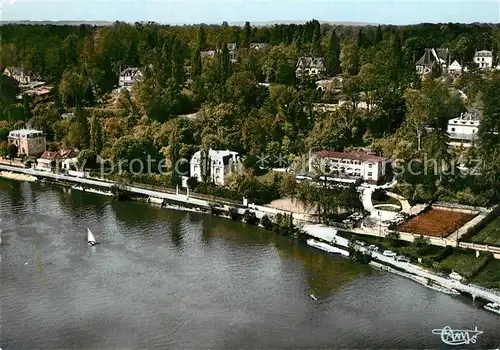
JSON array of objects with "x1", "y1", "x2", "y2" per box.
[
  {"x1": 395, "y1": 255, "x2": 410, "y2": 263},
  {"x1": 449, "y1": 271, "x2": 463, "y2": 281},
  {"x1": 383, "y1": 250, "x2": 397, "y2": 257},
  {"x1": 368, "y1": 245, "x2": 379, "y2": 251}
]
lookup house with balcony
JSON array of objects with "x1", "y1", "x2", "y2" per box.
[
  {"x1": 474, "y1": 50, "x2": 494, "y2": 69},
  {"x1": 447, "y1": 110, "x2": 481, "y2": 148},
  {"x1": 118, "y1": 67, "x2": 144, "y2": 88},
  {"x1": 190, "y1": 149, "x2": 242, "y2": 186},
  {"x1": 7, "y1": 129, "x2": 46, "y2": 157},
  {"x1": 308, "y1": 151, "x2": 391, "y2": 185}
]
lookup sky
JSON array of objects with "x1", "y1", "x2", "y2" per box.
[{"x1": 1, "y1": 0, "x2": 499, "y2": 25}]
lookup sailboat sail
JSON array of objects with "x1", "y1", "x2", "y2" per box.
[{"x1": 87, "y1": 228, "x2": 96, "y2": 243}]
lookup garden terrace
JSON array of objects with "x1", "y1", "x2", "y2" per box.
[
  {"x1": 398, "y1": 208, "x2": 476, "y2": 238},
  {"x1": 470, "y1": 216, "x2": 500, "y2": 247}
]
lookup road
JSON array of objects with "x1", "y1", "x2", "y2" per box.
[{"x1": 362, "y1": 247, "x2": 500, "y2": 304}]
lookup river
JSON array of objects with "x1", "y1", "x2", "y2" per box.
[{"x1": 1, "y1": 179, "x2": 498, "y2": 349}]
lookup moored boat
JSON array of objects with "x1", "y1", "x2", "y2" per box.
[
  {"x1": 306, "y1": 239, "x2": 350, "y2": 257},
  {"x1": 484, "y1": 302, "x2": 500, "y2": 315}
]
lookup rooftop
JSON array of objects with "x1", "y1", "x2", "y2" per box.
[
  {"x1": 312, "y1": 151, "x2": 389, "y2": 163},
  {"x1": 475, "y1": 50, "x2": 493, "y2": 57},
  {"x1": 297, "y1": 57, "x2": 325, "y2": 69},
  {"x1": 8, "y1": 129, "x2": 44, "y2": 138}
]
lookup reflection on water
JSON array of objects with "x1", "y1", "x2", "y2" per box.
[{"x1": 1, "y1": 179, "x2": 499, "y2": 349}]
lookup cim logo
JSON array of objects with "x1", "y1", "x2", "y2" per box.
[{"x1": 432, "y1": 326, "x2": 483, "y2": 346}]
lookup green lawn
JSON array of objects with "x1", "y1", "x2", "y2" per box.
[
  {"x1": 471, "y1": 216, "x2": 500, "y2": 246},
  {"x1": 439, "y1": 253, "x2": 489, "y2": 279},
  {"x1": 471, "y1": 259, "x2": 500, "y2": 290}
]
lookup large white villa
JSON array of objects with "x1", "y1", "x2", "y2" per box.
[
  {"x1": 447, "y1": 110, "x2": 481, "y2": 148},
  {"x1": 190, "y1": 149, "x2": 242, "y2": 186}
]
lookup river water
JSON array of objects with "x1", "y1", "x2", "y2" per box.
[{"x1": 1, "y1": 179, "x2": 498, "y2": 349}]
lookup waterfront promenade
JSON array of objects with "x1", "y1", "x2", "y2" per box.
[{"x1": 0, "y1": 164, "x2": 309, "y2": 222}]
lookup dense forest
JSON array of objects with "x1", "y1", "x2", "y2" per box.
[{"x1": 0, "y1": 20, "x2": 499, "y2": 211}]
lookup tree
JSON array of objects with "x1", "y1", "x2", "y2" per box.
[
  {"x1": 8, "y1": 143, "x2": 18, "y2": 158},
  {"x1": 77, "y1": 149, "x2": 97, "y2": 169},
  {"x1": 340, "y1": 40, "x2": 360, "y2": 76},
  {"x1": 112, "y1": 136, "x2": 163, "y2": 174},
  {"x1": 386, "y1": 230, "x2": 400, "y2": 247},
  {"x1": 0, "y1": 75, "x2": 20, "y2": 109},
  {"x1": 192, "y1": 46, "x2": 202, "y2": 77},
  {"x1": 478, "y1": 76, "x2": 500, "y2": 201},
  {"x1": 325, "y1": 29, "x2": 341, "y2": 76},
  {"x1": 197, "y1": 26, "x2": 206, "y2": 51},
  {"x1": 403, "y1": 89, "x2": 431, "y2": 151},
  {"x1": 0, "y1": 140, "x2": 8, "y2": 157},
  {"x1": 412, "y1": 235, "x2": 431, "y2": 254},
  {"x1": 243, "y1": 21, "x2": 252, "y2": 48},
  {"x1": 59, "y1": 69, "x2": 91, "y2": 108},
  {"x1": 89, "y1": 116, "x2": 103, "y2": 155},
  {"x1": 375, "y1": 25, "x2": 383, "y2": 44}
]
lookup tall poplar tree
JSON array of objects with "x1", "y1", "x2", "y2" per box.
[
  {"x1": 325, "y1": 29, "x2": 341, "y2": 76},
  {"x1": 89, "y1": 116, "x2": 103, "y2": 155},
  {"x1": 243, "y1": 21, "x2": 252, "y2": 48}
]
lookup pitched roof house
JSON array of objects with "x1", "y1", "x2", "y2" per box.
[
  {"x1": 449, "y1": 60, "x2": 463, "y2": 75},
  {"x1": 4, "y1": 67, "x2": 31, "y2": 85},
  {"x1": 190, "y1": 149, "x2": 242, "y2": 186},
  {"x1": 415, "y1": 48, "x2": 449, "y2": 76},
  {"x1": 118, "y1": 67, "x2": 144, "y2": 87},
  {"x1": 249, "y1": 43, "x2": 268, "y2": 52},
  {"x1": 296, "y1": 57, "x2": 326, "y2": 79}
]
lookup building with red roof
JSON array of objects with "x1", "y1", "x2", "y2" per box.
[{"x1": 309, "y1": 150, "x2": 391, "y2": 184}]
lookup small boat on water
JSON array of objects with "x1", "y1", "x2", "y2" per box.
[
  {"x1": 484, "y1": 302, "x2": 500, "y2": 315},
  {"x1": 309, "y1": 294, "x2": 318, "y2": 301},
  {"x1": 87, "y1": 228, "x2": 96, "y2": 246}
]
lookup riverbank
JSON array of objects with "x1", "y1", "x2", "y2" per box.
[
  {"x1": 301, "y1": 224, "x2": 500, "y2": 305},
  {"x1": 0, "y1": 171, "x2": 38, "y2": 182}
]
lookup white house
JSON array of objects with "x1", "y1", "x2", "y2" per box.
[
  {"x1": 35, "y1": 151, "x2": 60, "y2": 172},
  {"x1": 309, "y1": 151, "x2": 391, "y2": 184},
  {"x1": 296, "y1": 57, "x2": 326, "y2": 79},
  {"x1": 474, "y1": 50, "x2": 493, "y2": 69},
  {"x1": 190, "y1": 149, "x2": 242, "y2": 186},
  {"x1": 449, "y1": 60, "x2": 463, "y2": 75},
  {"x1": 3, "y1": 67, "x2": 31, "y2": 85},
  {"x1": 447, "y1": 110, "x2": 481, "y2": 148},
  {"x1": 118, "y1": 67, "x2": 144, "y2": 87}
]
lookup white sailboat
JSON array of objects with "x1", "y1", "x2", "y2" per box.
[{"x1": 87, "y1": 228, "x2": 96, "y2": 246}]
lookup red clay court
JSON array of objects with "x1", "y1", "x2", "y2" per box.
[{"x1": 398, "y1": 208, "x2": 476, "y2": 237}]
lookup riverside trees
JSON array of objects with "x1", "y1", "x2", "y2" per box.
[{"x1": 0, "y1": 21, "x2": 499, "y2": 205}]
